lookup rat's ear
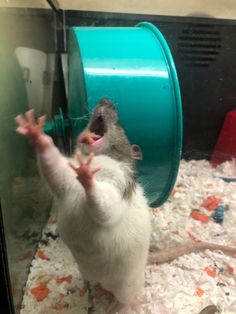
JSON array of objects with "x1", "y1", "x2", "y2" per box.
[{"x1": 131, "y1": 144, "x2": 143, "y2": 160}]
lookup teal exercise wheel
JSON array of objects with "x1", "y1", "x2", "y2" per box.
[{"x1": 67, "y1": 22, "x2": 182, "y2": 207}]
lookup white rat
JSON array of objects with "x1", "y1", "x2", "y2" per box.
[
  {"x1": 15, "y1": 99, "x2": 151, "y2": 313},
  {"x1": 15, "y1": 99, "x2": 236, "y2": 313}
]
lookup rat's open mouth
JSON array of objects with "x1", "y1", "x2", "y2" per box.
[
  {"x1": 89, "y1": 115, "x2": 107, "y2": 142},
  {"x1": 78, "y1": 114, "x2": 107, "y2": 147}
]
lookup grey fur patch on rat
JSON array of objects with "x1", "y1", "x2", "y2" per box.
[
  {"x1": 106, "y1": 125, "x2": 137, "y2": 200},
  {"x1": 86, "y1": 99, "x2": 138, "y2": 200}
]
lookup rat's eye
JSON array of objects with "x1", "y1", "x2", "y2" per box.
[{"x1": 89, "y1": 115, "x2": 107, "y2": 136}]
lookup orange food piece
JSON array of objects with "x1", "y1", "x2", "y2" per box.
[
  {"x1": 204, "y1": 267, "x2": 217, "y2": 277},
  {"x1": 226, "y1": 265, "x2": 234, "y2": 274},
  {"x1": 201, "y1": 196, "x2": 221, "y2": 211},
  {"x1": 190, "y1": 211, "x2": 210, "y2": 223},
  {"x1": 31, "y1": 284, "x2": 50, "y2": 301},
  {"x1": 56, "y1": 275, "x2": 72, "y2": 284},
  {"x1": 37, "y1": 250, "x2": 50, "y2": 261},
  {"x1": 195, "y1": 288, "x2": 204, "y2": 297}
]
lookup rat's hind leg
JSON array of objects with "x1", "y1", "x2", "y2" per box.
[{"x1": 106, "y1": 274, "x2": 144, "y2": 313}]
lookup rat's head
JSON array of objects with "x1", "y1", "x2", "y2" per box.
[{"x1": 77, "y1": 98, "x2": 142, "y2": 165}]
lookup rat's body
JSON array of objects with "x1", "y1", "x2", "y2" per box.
[
  {"x1": 15, "y1": 99, "x2": 236, "y2": 313},
  {"x1": 15, "y1": 99, "x2": 151, "y2": 311},
  {"x1": 54, "y1": 154, "x2": 150, "y2": 303}
]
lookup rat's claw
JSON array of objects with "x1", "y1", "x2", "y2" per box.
[
  {"x1": 25, "y1": 109, "x2": 35, "y2": 125},
  {"x1": 16, "y1": 126, "x2": 28, "y2": 136},
  {"x1": 15, "y1": 115, "x2": 26, "y2": 128},
  {"x1": 37, "y1": 115, "x2": 46, "y2": 130},
  {"x1": 76, "y1": 151, "x2": 84, "y2": 166},
  {"x1": 68, "y1": 162, "x2": 77, "y2": 172},
  {"x1": 91, "y1": 167, "x2": 101, "y2": 175},
  {"x1": 86, "y1": 153, "x2": 94, "y2": 166},
  {"x1": 15, "y1": 114, "x2": 29, "y2": 135}
]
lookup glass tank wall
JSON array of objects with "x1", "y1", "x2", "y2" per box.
[{"x1": 0, "y1": 6, "x2": 55, "y2": 313}]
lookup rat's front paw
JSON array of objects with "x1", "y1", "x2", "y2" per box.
[
  {"x1": 15, "y1": 109, "x2": 51, "y2": 150},
  {"x1": 69, "y1": 151, "x2": 100, "y2": 190}
]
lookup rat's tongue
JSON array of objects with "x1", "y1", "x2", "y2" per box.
[
  {"x1": 91, "y1": 133, "x2": 102, "y2": 141},
  {"x1": 78, "y1": 131, "x2": 102, "y2": 145}
]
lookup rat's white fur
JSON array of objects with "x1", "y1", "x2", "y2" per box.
[{"x1": 37, "y1": 143, "x2": 151, "y2": 304}]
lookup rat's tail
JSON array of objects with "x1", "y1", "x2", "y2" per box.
[{"x1": 148, "y1": 242, "x2": 236, "y2": 264}]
